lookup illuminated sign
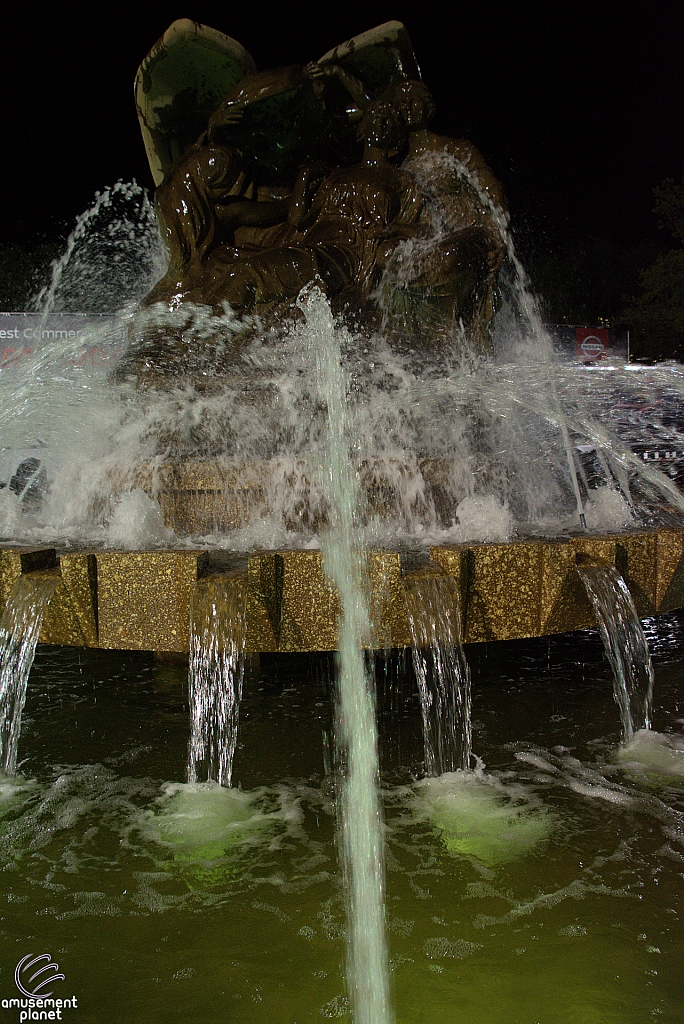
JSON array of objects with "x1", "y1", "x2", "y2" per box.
[{"x1": 0, "y1": 313, "x2": 124, "y2": 373}]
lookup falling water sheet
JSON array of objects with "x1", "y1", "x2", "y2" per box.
[
  {"x1": 187, "y1": 574, "x2": 248, "y2": 788},
  {"x1": 577, "y1": 561, "x2": 654, "y2": 743},
  {"x1": 0, "y1": 572, "x2": 59, "y2": 776},
  {"x1": 404, "y1": 571, "x2": 472, "y2": 776}
]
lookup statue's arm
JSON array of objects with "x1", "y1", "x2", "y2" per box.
[
  {"x1": 287, "y1": 163, "x2": 329, "y2": 230},
  {"x1": 215, "y1": 196, "x2": 289, "y2": 232},
  {"x1": 206, "y1": 99, "x2": 246, "y2": 142},
  {"x1": 304, "y1": 62, "x2": 370, "y2": 116}
]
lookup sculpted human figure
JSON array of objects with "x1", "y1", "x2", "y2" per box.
[
  {"x1": 145, "y1": 64, "x2": 330, "y2": 307},
  {"x1": 145, "y1": 141, "x2": 294, "y2": 306},
  {"x1": 394, "y1": 80, "x2": 506, "y2": 211},
  {"x1": 201, "y1": 102, "x2": 425, "y2": 313},
  {"x1": 289, "y1": 101, "x2": 424, "y2": 298},
  {"x1": 140, "y1": 46, "x2": 507, "y2": 352}
]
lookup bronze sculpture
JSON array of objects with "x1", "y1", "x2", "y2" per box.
[{"x1": 135, "y1": 20, "x2": 506, "y2": 366}]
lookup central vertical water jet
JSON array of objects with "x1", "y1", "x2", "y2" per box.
[{"x1": 303, "y1": 289, "x2": 392, "y2": 1024}]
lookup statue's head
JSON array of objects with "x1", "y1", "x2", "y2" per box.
[
  {"x1": 357, "y1": 102, "x2": 406, "y2": 152},
  {"x1": 392, "y1": 80, "x2": 436, "y2": 130}
]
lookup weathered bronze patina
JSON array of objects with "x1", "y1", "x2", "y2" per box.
[{"x1": 135, "y1": 20, "x2": 506, "y2": 360}]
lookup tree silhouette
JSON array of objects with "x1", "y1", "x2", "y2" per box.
[{"x1": 625, "y1": 174, "x2": 684, "y2": 361}]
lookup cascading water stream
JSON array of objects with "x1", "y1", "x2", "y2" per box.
[
  {"x1": 403, "y1": 571, "x2": 472, "y2": 775},
  {"x1": 0, "y1": 572, "x2": 58, "y2": 775},
  {"x1": 577, "y1": 560, "x2": 654, "y2": 742},
  {"x1": 398, "y1": 151, "x2": 588, "y2": 529},
  {"x1": 187, "y1": 575, "x2": 247, "y2": 787},
  {"x1": 303, "y1": 290, "x2": 392, "y2": 1024}
]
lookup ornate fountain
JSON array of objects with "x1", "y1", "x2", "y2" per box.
[
  {"x1": 0, "y1": 25, "x2": 682, "y2": 1024},
  {"x1": 1, "y1": 18, "x2": 683, "y2": 655}
]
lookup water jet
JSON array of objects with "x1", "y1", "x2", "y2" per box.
[{"x1": 0, "y1": 17, "x2": 683, "y2": 1024}]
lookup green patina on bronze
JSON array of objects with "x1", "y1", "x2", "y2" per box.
[{"x1": 135, "y1": 20, "x2": 257, "y2": 186}]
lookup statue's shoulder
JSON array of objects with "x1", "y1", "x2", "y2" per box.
[
  {"x1": 430, "y1": 135, "x2": 499, "y2": 181},
  {"x1": 160, "y1": 142, "x2": 242, "y2": 189},
  {"x1": 433, "y1": 135, "x2": 482, "y2": 161},
  {"x1": 430, "y1": 136, "x2": 503, "y2": 191}
]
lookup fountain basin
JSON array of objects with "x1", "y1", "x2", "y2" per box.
[{"x1": 2, "y1": 527, "x2": 683, "y2": 653}]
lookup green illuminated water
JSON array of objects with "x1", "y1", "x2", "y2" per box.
[{"x1": 0, "y1": 620, "x2": 683, "y2": 1023}]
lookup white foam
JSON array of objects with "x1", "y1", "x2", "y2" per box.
[
  {"x1": 583, "y1": 485, "x2": 634, "y2": 531},
  {"x1": 0, "y1": 772, "x2": 39, "y2": 811},
  {"x1": 515, "y1": 751, "x2": 560, "y2": 773},
  {"x1": 616, "y1": 728, "x2": 684, "y2": 783},
  {"x1": 567, "y1": 779, "x2": 634, "y2": 806},
  {"x1": 142, "y1": 781, "x2": 302, "y2": 861},
  {"x1": 452, "y1": 494, "x2": 512, "y2": 543},
  {"x1": 410, "y1": 770, "x2": 554, "y2": 867},
  {"x1": 107, "y1": 489, "x2": 174, "y2": 548}
]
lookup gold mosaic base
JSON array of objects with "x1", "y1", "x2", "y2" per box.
[{"x1": 1, "y1": 528, "x2": 682, "y2": 654}]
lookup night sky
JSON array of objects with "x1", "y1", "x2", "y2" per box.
[{"x1": 1, "y1": 2, "x2": 682, "y2": 253}]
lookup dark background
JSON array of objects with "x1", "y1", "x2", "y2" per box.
[
  {"x1": 2, "y1": 1, "x2": 682, "y2": 244},
  {"x1": 0, "y1": 1, "x2": 682, "y2": 342}
]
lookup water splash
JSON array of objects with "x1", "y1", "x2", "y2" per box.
[
  {"x1": 404, "y1": 571, "x2": 472, "y2": 774},
  {"x1": 616, "y1": 728, "x2": 684, "y2": 785},
  {"x1": 1, "y1": 171, "x2": 683, "y2": 552},
  {"x1": 0, "y1": 573, "x2": 58, "y2": 775},
  {"x1": 107, "y1": 489, "x2": 174, "y2": 549},
  {"x1": 410, "y1": 768, "x2": 555, "y2": 867},
  {"x1": 35, "y1": 181, "x2": 164, "y2": 316},
  {"x1": 303, "y1": 289, "x2": 392, "y2": 1024},
  {"x1": 188, "y1": 575, "x2": 247, "y2": 787},
  {"x1": 577, "y1": 561, "x2": 654, "y2": 742},
  {"x1": 143, "y1": 783, "x2": 303, "y2": 888},
  {"x1": 398, "y1": 149, "x2": 588, "y2": 528},
  {"x1": 0, "y1": 773, "x2": 40, "y2": 816}
]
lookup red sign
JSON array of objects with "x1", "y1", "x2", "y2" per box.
[{"x1": 576, "y1": 327, "x2": 609, "y2": 360}]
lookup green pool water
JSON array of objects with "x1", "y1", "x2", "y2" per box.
[{"x1": 0, "y1": 619, "x2": 682, "y2": 1023}]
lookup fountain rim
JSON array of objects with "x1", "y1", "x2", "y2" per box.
[{"x1": 0, "y1": 526, "x2": 681, "y2": 654}]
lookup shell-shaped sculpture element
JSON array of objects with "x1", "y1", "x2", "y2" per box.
[{"x1": 135, "y1": 19, "x2": 257, "y2": 186}]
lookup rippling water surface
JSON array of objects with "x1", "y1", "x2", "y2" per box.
[{"x1": 0, "y1": 619, "x2": 683, "y2": 1023}]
